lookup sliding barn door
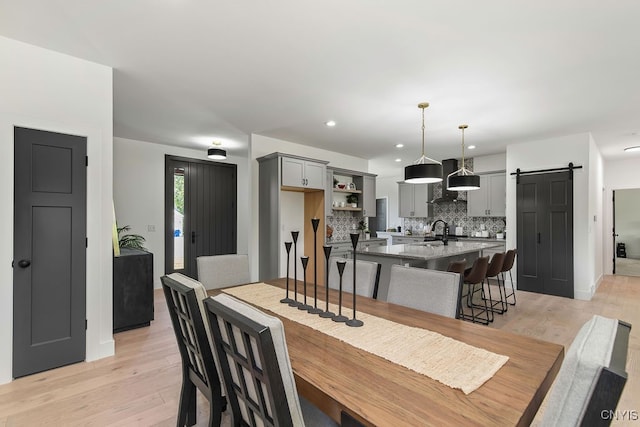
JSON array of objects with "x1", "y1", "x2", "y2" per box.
[
  {"x1": 165, "y1": 156, "x2": 237, "y2": 278},
  {"x1": 517, "y1": 171, "x2": 573, "y2": 298}
]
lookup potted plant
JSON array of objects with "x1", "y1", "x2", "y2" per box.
[
  {"x1": 346, "y1": 194, "x2": 358, "y2": 207},
  {"x1": 117, "y1": 225, "x2": 147, "y2": 250},
  {"x1": 358, "y1": 219, "x2": 370, "y2": 239}
]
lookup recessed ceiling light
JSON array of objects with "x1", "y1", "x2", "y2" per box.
[
  {"x1": 467, "y1": 145, "x2": 476, "y2": 150},
  {"x1": 325, "y1": 120, "x2": 336, "y2": 127},
  {"x1": 624, "y1": 146, "x2": 640, "y2": 152},
  {"x1": 395, "y1": 158, "x2": 402, "y2": 162},
  {"x1": 395, "y1": 143, "x2": 404, "y2": 148}
]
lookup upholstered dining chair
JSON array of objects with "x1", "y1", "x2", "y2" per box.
[
  {"x1": 161, "y1": 273, "x2": 226, "y2": 427},
  {"x1": 327, "y1": 257, "x2": 381, "y2": 298},
  {"x1": 386, "y1": 265, "x2": 461, "y2": 318},
  {"x1": 196, "y1": 254, "x2": 250, "y2": 290},
  {"x1": 204, "y1": 294, "x2": 338, "y2": 427},
  {"x1": 536, "y1": 315, "x2": 631, "y2": 426}
]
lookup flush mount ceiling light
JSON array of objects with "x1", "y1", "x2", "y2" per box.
[
  {"x1": 447, "y1": 124, "x2": 480, "y2": 191},
  {"x1": 207, "y1": 141, "x2": 227, "y2": 160},
  {"x1": 624, "y1": 145, "x2": 640, "y2": 152},
  {"x1": 395, "y1": 143, "x2": 404, "y2": 148},
  {"x1": 325, "y1": 120, "x2": 336, "y2": 127},
  {"x1": 404, "y1": 102, "x2": 442, "y2": 183}
]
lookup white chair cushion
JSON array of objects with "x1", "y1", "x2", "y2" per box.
[
  {"x1": 539, "y1": 315, "x2": 618, "y2": 426},
  {"x1": 386, "y1": 265, "x2": 460, "y2": 318},
  {"x1": 327, "y1": 257, "x2": 378, "y2": 298},
  {"x1": 196, "y1": 254, "x2": 250, "y2": 290}
]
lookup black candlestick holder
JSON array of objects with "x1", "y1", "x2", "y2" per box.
[
  {"x1": 298, "y1": 256, "x2": 313, "y2": 311},
  {"x1": 288, "y1": 231, "x2": 302, "y2": 307},
  {"x1": 346, "y1": 232, "x2": 363, "y2": 327},
  {"x1": 280, "y1": 241, "x2": 294, "y2": 303},
  {"x1": 308, "y1": 218, "x2": 323, "y2": 314},
  {"x1": 332, "y1": 260, "x2": 348, "y2": 322},
  {"x1": 319, "y1": 245, "x2": 334, "y2": 318}
]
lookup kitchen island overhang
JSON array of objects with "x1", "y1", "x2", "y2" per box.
[{"x1": 355, "y1": 241, "x2": 503, "y2": 301}]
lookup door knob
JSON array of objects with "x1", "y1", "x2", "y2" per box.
[{"x1": 18, "y1": 259, "x2": 31, "y2": 268}]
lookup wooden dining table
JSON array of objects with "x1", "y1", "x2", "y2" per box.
[{"x1": 210, "y1": 278, "x2": 564, "y2": 426}]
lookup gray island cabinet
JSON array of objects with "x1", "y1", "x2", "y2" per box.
[{"x1": 357, "y1": 241, "x2": 502, "y2": 300}]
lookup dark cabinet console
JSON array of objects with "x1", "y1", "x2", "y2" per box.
[{"x1": 113, "y1": 248, "x2": 154, "y2": 332}]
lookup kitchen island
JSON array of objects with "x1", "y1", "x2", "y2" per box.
[{"x1": 356, "y1": 241, "x2": 503, "y2": 300}]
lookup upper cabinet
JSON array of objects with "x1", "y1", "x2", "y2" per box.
[
  {"x1": 281, "y1": 156, "x2": 326, "y2": 190},
  {"x1": 327, "y1": 167, "x2": 377, "y2": 217},
  {"x1": 466, "y1": 172, "x2": 506, "y2": 217},
  {"x1": 398, "y1": 182, "x2": 433, "y2": 218}
]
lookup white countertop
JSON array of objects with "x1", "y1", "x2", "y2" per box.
[{"x1": 355, "y1": 241, "x2": 503, "y2": 261}]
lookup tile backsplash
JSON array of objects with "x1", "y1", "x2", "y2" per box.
[
  {"x1": 403, "y1": 159, "x2": 506, "y2": 237},
  {"x1": 326, "y1": 210, "x2": 364, "y2": 242}
]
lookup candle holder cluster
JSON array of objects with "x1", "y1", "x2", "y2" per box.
[{"x1": 280, "y1": 222, "x2": 363, "y2": 327}]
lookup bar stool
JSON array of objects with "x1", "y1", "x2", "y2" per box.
[
  {"x1": 501, "y1": 249, "x2": 517, "y2": 306},
  {"x1": 470, "y1": 252, "x2": 506, "y2": 321},
  {"x1": 459, "y1": 256, "x2": 490, "y2": 324}
]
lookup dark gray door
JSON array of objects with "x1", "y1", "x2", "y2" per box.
[
  {"x1": 13, "y1": 127, "x2": 87, "y2": 378},
  {"x1": 165, "y1": 156, "x2": 237, "y2": 278},
  {"x1": 517, "y1": 171, "x2": 573, "y2": 298}
]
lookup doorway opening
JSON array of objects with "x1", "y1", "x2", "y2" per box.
[{"x1": 612, "y1": 188, "x2": 640, "y2": 276}]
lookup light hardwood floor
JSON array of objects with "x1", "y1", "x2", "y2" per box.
[{"x1": 0, "y1": 274, "x2": 638, "y2": 426}]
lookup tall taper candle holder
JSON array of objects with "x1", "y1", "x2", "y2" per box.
[
  {"x1": 332, "y1": 260, "x2": 348, "y2": 322},
  {"x1": 319, "y1": 245, "x2": 334, "y2": 318},
  {"x1": 346, "y1": 232, "x2": 364, "y2": 327},
  {"x1": 298, "y1": 256, "x2": 313, "y2": 311},
  {"x1": 308, "y1": 218, "x2": 323, "y2": 314},
  {"x1": 288, "y1": 231, "x2": 302, "y2": 307},
  {"x1": 280, "y1": 241, "x2": 294, "y2": 303}
]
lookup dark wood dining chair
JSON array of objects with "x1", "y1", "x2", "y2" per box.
[
  {"x1": 161, "y1": 273, "x2": 226, "y2": 427},
  {"x1": 204, "y1": 294, "x2": 338, "y2": 427},
  {"x1": 537, "y1": 315, "x2": 631, "y2": 426}
]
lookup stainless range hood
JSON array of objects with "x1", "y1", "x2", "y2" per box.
[{"x1": 430, "y1": 159, "x2": 466, "y2": 204}]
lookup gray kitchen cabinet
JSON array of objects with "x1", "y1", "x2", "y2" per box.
[
  {"x1": 325, "y1": 169, "x2": 334, "y2": 217},
  {"x1": 281, "y1": 156, "x2": 326, "y2": 189},
  {"x1": 361, "y1": 175, "x2": 376, "y2": 217},
  {"x1": 398, "y1": 182, "x2": 433, "y2": 218},
  {"x1": 467, "y1": 172, "x2": 506, "y2": 217}
]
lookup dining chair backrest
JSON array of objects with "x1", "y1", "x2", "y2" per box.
[
  {"x1": 485, "y1": 252, "x2": 505, "y2": 278},
  {"x1": 160, "y1": 273, "x2": 225, "y2": 426},
  {"x1": 539, "y1": 315, "x2": 631, "y2": 426},
  {"x1": 501, "y1": 249, "x2": 516, "y2": 273},
  {"x1": 386, "y1": 265, "x2": 461, "y2": 318},
  {"x1": 464, "y1": 256, "x2": 489, "y2": 284},
  {"x1": 196, "y1": 254, "x2": 250, "y2": 290},
  {"x1": 204, "y1": 293, "x2": 304, "y2": 426},
  {"x1": 327, "y1": 257, "x2": 381, "y2": 299}
]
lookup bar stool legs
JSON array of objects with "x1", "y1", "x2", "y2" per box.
[{"x1": 501, "y1": 249, "x2": 517, "y2": 306}]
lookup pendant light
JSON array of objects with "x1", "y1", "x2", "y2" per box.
[
  {"x1": 447, "y1": 124, "x2": 480, "y2": 191},
  {"x1": 207, "y1": 141, "x2": 227, "y2": 160},
  {"x1": 404, "y1": 102, "x2": 443, "y2": 183}
]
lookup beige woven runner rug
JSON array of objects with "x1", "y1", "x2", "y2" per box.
[{"x1": 223, "y1": 283, "x2": 508, "y2": 394}]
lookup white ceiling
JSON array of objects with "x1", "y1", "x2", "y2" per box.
[{"x1": 2, "y1": 0, "x2": 640, "y2": 174}]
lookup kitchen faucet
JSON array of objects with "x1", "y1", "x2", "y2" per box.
[{"x1": 429, "y1": 219, "x2": 449, "y2": 245}]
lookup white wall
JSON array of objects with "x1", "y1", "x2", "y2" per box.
[
  {"x1": 113, "y1": 137, "x2": 250, "y2": 287},
  {"x1": 249, "y1": 134, "x2": 369, "y2": 280},
  {"x1": 506, "y1": 133, "x2": 599, "y2": 300},
  {"x1": 588, "y1": 137, "x2": 604, "y2": 288},
  {"x1": 0, "y1": 36, "x2": 114, "y2": 383},
  {"x1": 473, "y1": 153, "x2": 506, "y2": 173},
  {"x1": 603, "y1": 156, "x2": 640, "y2": 273}
]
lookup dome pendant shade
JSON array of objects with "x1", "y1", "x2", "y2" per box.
[
  {"x1": 447, "y1": 173, "x2": 480, "y2": 191},
  {"x1": 405, "y1": 162, "x2": 443, "y2": 184},
  {"x1": 207, "y1": 148, "x2": 227, "y2": 160}
]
